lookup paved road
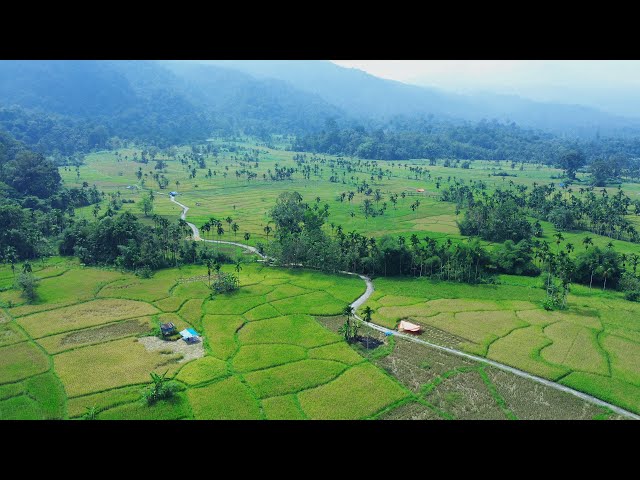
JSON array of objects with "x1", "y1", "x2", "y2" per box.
[{"x1": 169, "y1": 193, "x2": 639, "y2": 420}]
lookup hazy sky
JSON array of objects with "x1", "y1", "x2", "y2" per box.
[{"x1": 331, "y1": 60, "x2": 640, "y2": 117}]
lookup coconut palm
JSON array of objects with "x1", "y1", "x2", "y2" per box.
[
  {"x1": 243, "y1": 232, "x2": 251, "y2": 242},
  {"x1": 263, "y1": 225, "x2": 272, "y2": 242},
  {"x1": 234, "y1": 260, "x2": 242, "y2": 281}
]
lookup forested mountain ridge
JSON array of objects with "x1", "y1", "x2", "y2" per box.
[
  {"x1": 0, "y1": 60, "x2": 346, "y2": 155},
  {"x1": 202, "y1": 60, "x2": 640, "y2": 137}
]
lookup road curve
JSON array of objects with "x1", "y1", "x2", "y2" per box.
[{"x1": 168, "y1": 193, "x2": 639, "y2": 420}]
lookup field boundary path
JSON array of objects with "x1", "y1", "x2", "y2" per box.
[{"x1": 168, "y1": 193, "x2": 639, "y2": 420}]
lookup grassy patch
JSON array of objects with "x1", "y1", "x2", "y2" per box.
[
  {"x1": 0, "y1": 342, "x2": 50, "y2": 383},
  {"x1": 561, "y1": 372, "x2": 640, "y2": 415},
  {"x1": 487, "y1": 326, "x2": 569, "y2": 380},
  {"x1": 54, "y1": 337, "x2": 182, "y2": 397},
  {"x1": 542, "y1": 323, "x2": 609, "y2": 376},
  {"x1": 175, "y1": 356, "x2": 228, "y2": 386},
  {"x1": 262, "y1": 395, "x2": 306, "y2": 420},
  {"x1": 98, "y1": 393, "x2": 192, "y2": 420},
  {"x1": 0, "y1": 395, "x2": 41, "y2": 420},
  {"x1": 239, "y1": 315, "x2": 338, "y2": 349},
  {"x1": 602, "y1": 334, "x2": 640, "y2": 386},
  {"x1": 178, "y1": 298, "x2": 204, "y2": 327},
  {"x1": 18, "y1": 299, "x2": 157, "y2": 338},
  {"x1": 8, "y1": 268, "x2": 124, "y2": 316},
  {"x1": 201, "y1": 314, "x2": 244, "y2": 360},
  {"x1": 188, "y1": 377, "x2": 262, "y2": 419},
  {"x1": 67, "y1": 385, "x2": 143, "y2": 418},
  {"x1": 244, "y1": 359, "x2": 346, "y2": 398},
  {"x1": 232, "y1": 344, "x2": 307, "y2": 373},
  {"x1": 298, "y1": 363, "x2": 410, "y2": 419},
  {"x1": 154, "y1": 296, "x2": 185, "y2": 312},
  {"x1": 308, "y1": 342, "x2": 364, "y2": 366},
  {"x1": 38, "y1": 317, "x2": 152, "y2": 354},
  {"x1": 270, "y1": 291, "x2": 346, "y2": 316},
  {"x1": 0, "y1": 322, "x2": 28, "y2": 347},
  {"x1": 243, "y1": 303, "x2": 281, "y2": 321}
]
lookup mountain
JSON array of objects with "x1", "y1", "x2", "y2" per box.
[
  {"x1": 201, "y1": 60, "x2": 640, "y2": 137},
  {"x1": 0, "y1": 60, "x2": 347, "y2": 154}
]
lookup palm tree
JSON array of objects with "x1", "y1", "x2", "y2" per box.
[
  {"x1": 362, "y1": 306, "x2": 373, "y2": 322},
  {"x1": 554, "y1": 232, "x2": 564, "y2": 253},
  {"x1": 603, "y1": 267, "x2": 613, "y2": 290},
  {"x1": 582, "y1": 236, "x2": 593, "y2": 250},
  {"x1": 565, "y1": 242, "x2": 574, "y2": 254},
  {"x1": 263, "y1": 225, "x2": 272, "y2": 242},
  {"x1": 234, "y1": 260, "x2": 242, "y2": 282},
  {"x1": 243, "y1": 232, "x2": 251, "y2": 243},
  {"x1": 206, "y1": 259, "x2": 214, "y2": 286},
  {"x1": 22, "y1": 262, "x2": 32, "y2": 274},
  {"x1": 231, "y1": 222, "x2": 240, "y2": 238},
  {"x1": 82, "y1": 405, "x2": 100, "y2": 420},
  {"x1": 338, "y1": 305, "x2": 358, "y2": 343},
  {"x1": 216, "y1": 224, "x2": 224, "y2": 240}
]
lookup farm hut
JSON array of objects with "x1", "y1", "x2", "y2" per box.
[
  {"x1": 169, "y1": 191, "x2": 178, "y2": 196},
  {"x1": 398, "y1": 320, "x2": 421, "y2": 333},
  {"x1": 416, "y1": 188, "x2": 425, "y2": 193},
  {"x1": 160, "y1": 322, "x2": 176, "y2": 337},
  {"x1": 179, "y1": 328, "x2": 201, "y2": 344}
]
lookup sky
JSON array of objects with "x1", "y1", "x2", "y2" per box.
[{"x1": 331, "y1": 60, "x2": 640, "y2": 117}]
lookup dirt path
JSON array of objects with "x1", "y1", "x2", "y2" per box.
[{"x1": 168, "y1": 193, "x2": 639, "y2": 420}]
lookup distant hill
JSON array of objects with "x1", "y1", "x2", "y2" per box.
[
  {"x1": 0, "y1": 60, "x2": 347, "y2": 154},
  {"x1": 202, "y1": 60, "x2": 640, "y2": 138}
]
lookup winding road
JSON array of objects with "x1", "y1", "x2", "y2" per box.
[{"x1": 169, "y1": 193, "x2": 639, "y2": 420}]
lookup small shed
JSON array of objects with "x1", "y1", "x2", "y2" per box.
[
  {"x1": 169, "y1": 191, "x2": 178, "y2": 196},
  {"x1": 398, "y1": 320, "x2": 422, "y2": 333},
  {"x1": 179, "y1": 328, "x2": 201, "y2": 344},
  {"x1": 416, "y1": 188, "x2": 425, "y2": 193},
  {"x1": 160, "y1": 322, "x2": 176, "y2": 337}
]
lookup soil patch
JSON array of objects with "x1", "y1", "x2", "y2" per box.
[{"x1": 137, "y1": 336, "x2": 204, "y2": 363}]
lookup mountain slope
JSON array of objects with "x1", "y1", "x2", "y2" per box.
[{"x1": 203, "y1": 60, "x2": 640, "y2": 137}]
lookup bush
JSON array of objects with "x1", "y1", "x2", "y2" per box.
[
  {"x1": 135, "y1": 266, "x2": 154, "y2": 278},
  {"x1": 16, "y1": 272, "x2": 38, "y2": 302},
  {"x1": 142, "y1": 371, "x2": 178, "y2": 405},
  {"x1": 210, "y1": 272, "x2": 239, "y2": 295},
  {"x1": 620, "y1": 273, "x2": 640, "y2": 302}
]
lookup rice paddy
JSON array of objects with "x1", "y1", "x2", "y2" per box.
[{"x1": 1, "y1": 140, "x2": 638, "y2": 419}]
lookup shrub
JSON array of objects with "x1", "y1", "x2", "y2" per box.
[
  {"x1": 211, "y1": 272, "x2": 239, "y2": 295},
  {"x1": 142, "y1": 371, "x2": 178, "y2": 405},
  {"x1": 135, "y1": 266, "x2": 154, "y2": 278},
  {"x1": 16, "y1": 272, "x2": 38, "y2": 302}
]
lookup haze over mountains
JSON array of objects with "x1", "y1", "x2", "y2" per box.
[
  {"x1": 198, "y1": 60, "x2": 640, "y2": 137},
  {"x1": 0, "y1": 59, "x2": 638, "y2": 157}
]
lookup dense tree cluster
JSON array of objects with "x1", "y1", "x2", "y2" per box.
[{"x1": 294, "y1": 119, "x2": 640, "y2": 171}]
